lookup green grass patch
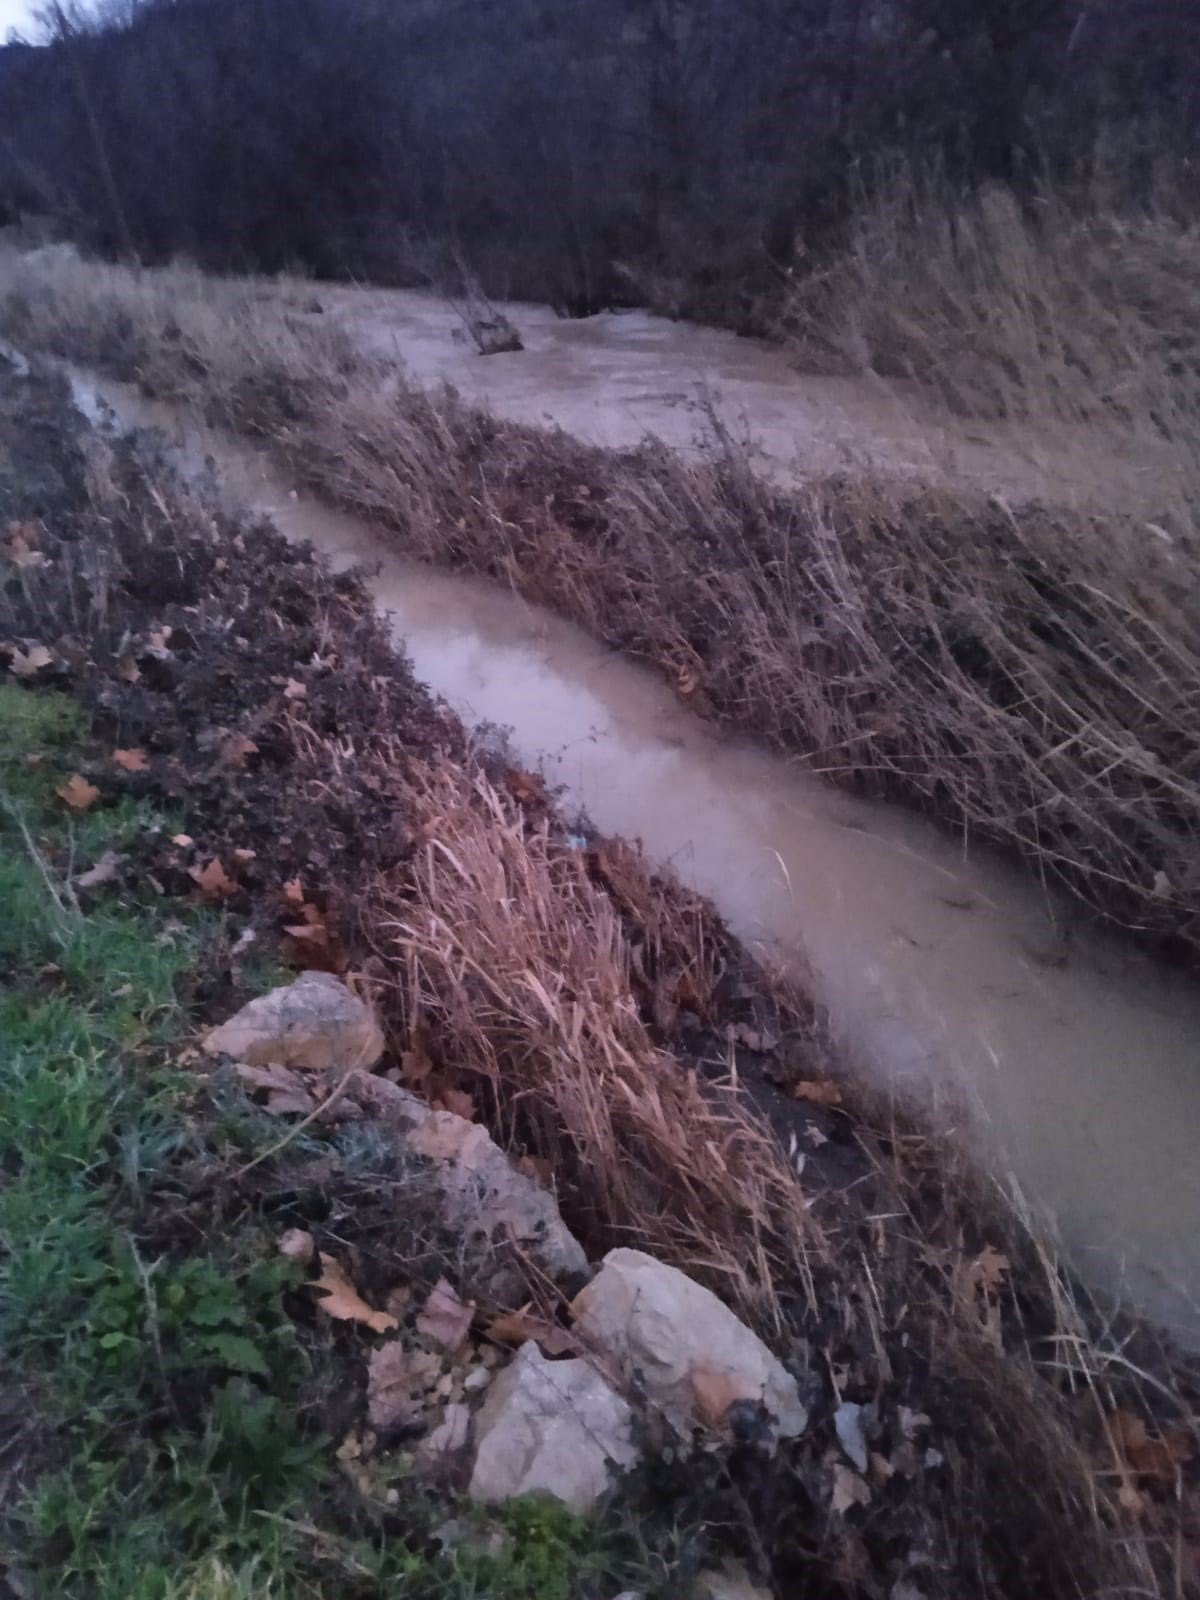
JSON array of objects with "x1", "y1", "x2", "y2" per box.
[{"x1": 0, "y1": 683, "x2": 621, "y2": 1599}]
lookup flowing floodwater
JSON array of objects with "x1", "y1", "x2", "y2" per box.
[
  {"x1": 315, "y1": 283, "x2": 1184, "y2": 516},
  {"x1": 64, "y1": 363, "x2": 1200, "y2": 1344}
]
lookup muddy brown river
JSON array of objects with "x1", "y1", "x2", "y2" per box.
[{"x1": 59, "y1": 357, "x2": 1200, "y2": 1346}]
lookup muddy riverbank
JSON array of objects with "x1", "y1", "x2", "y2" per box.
[{"x1": 61, "y1": 360, "x2": 1200, "y2": 1347}]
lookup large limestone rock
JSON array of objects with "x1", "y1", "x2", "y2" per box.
[
  {"x1": 348, "y1": 1075, "x2": 588, "y2": 1296},
  {"x1": 204, "y1": 972, "x2": 384, "y2": 1073},
  {"x1": 468, "y1": 1342, "x2": 638, "y2": 1511},
  {"x1": 571, "y1": 1249, "x2": 806, "y2": 1442}
]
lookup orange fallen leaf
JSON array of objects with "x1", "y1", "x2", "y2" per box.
[
  {"x1": 283, "y1": 677, "x2": 307, "y2": 700},
  {"x1": 56, "y1": 773, "x2": 99, "y2": 811},
  {"x1": 399, "y1": 1045, "x2": 434, "y2": 1087},
  {"x1": 487, "y1": 1305, "x2": 575, "y2": 1357},
  {"x1": 147, "y1": 626, "x2": 173, "y2": 651},
  {"x1": 233, "y1": 847, "x2": 256, "y2": 863},
  {"x1": 115, "y1": 654, "x2": 142, "y2": 684},
  {"x1": 310, "y1": 1252, "x2": 398, "y2": 1335},
  {"x1": 9, "y1": 643, "x2": 53, "y2": 678},
  {"x1": 831, "y1": 1464, "x2": 871, "y2": 1516},
  {"x1": 283, "y1": 877, "x2": 305, "y2": 904},
  {"x1": 217, "y1": 733, "x2": 258, "y2": 770},
  {"x1": 416, "y1": 1278, "x2": 474, "y2": 1352},
  {"x1": 112, "y1": 747, "x2": 149, "y2": 773},
  {"x1": 435, "y1": 1087, "x2": 475, "y2": 1121},
  {"x1": 690, "y1": 1362, "x2": 752, "y2": 1428},
  {"x1": 171, "y1": 833, "x2": 194, "y2": 848},
  {"x1": 507, "y1": 769, "x2": 545, "y2": 807},
  {"x1": 968, "y1": 1245, "x2": 1011, "y2": 1294},
  {"x1": 793, "y1": 1079, "x2": 843, "y2": 1107},
  {"x1": 190, "y1": 857, "x2": 237, "y2": 900},
  {"x1": 5, "y1": 523, "x2": 44, "y2": 568},
  {"x1": 1110, "y1": 1409, "x2": 1193, "y2": 1483}
]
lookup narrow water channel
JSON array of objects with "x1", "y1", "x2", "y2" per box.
[{"x1": 65, "y1": 364, "x2": 1200, "y2": 1344}]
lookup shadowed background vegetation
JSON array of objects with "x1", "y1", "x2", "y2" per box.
[{"x1": 0, "y1": 0, "x2": 1198, "y2": 320}]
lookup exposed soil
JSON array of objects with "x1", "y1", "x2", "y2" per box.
[{"x1": 4, "y1": 358, "x2": 1198, "y2": 1599}]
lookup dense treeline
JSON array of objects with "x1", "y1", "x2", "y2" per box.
[{"x1": 1, "y1": 0, "x2": 1198, "y2": 316}]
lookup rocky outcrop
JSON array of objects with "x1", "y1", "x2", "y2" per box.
[
  {"x1": 203, "y1": 971, "x2": 384, "y2": 1073},
  {"x1": 572, "y1": 1248, "x2": 806, "y2": 1443},
  {"x1": 468, "y1": 1341, "x2": 637, "y2": 1511}
]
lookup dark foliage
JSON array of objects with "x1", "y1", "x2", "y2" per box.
[{"x1": 1, "y1": 0, "x2": 1198, "y2": 313}]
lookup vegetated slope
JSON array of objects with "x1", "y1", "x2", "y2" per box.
[
  {"x1": 2, "y1": 254, "x2": 1198, "y2": 959},
  {"x1": 3, "y1": 357, "x2": 1197, "y2": 1597}
]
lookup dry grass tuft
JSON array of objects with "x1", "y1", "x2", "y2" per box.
[
  {"x1": 375, "y1": 763, "x2": 818, "y2": 1330},
  {"x1": 779, "y1": 168, "x2": 1200, "y2": 523}
]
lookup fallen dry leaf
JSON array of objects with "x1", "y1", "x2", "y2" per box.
[
  {"x1": 399, "y1": 1045, "x2": 434, "y2": 1087},
  {"x1": 368, "y1": 1340, "x2": 436, "y2": 1433},
  {"x1": 74, "y1": 851, "x2": 122, "y2": 891},
  {"x1": 831, "y1": 1464, "x2": 872, "y2": 1516},
  {"x1": 506, "y1": 769, "x2": 545, "y2": 807},
  {"x1": 10, "y1": 643, "x2": 54, "y2": 678},
  {"x1": 233, "y1": 847, "x2": 256, "y2": 863},
  {"x1": 690, "y1": 1362, "x2": 752, "y2": 1428},
  {"x1": 5, "y1": 523, "x2": 44, "y2": 568},
  {"x1": 217, "y1": 733, "x2": 259, "y2": 770},
  {"x1": 283, "y1": 677, "x2": 307, "y2": 700},
  {"x1": 487, "y1": 1305, "x2": 575, "y2": 1357},
  {"x1": 283, "y1": 877, "x2": 305, "y2": 904},
  {"x1": 793, "y1": 1078, "x2": 843, "y2": 1108},
  {"x1": 515, "y1": 1152, "x2": 554, "y2": 1187},
  {"x1": 56, "y1": 773, "x2": 99, "y2": 811},
  {"x1": 409, "y1": 1116, "x2": 483, "y2": 1163},
  {"x1": 310, "y1": 1252, "x2": 398, "y2": 1335},
  {"x1": 416, "y1": 1278, "x2": 474, "y2": 1352},
  {"x1": 898, "y1": 1407, "x2": 931, "y2": 1441},
  {"x1": 171, "y1": 833, "x2": 194, "y2": 848},
  {"x1": 726, "y1": 1022, "x2": 780, "y2": 1053},
  {"x1": 435, "y1": 1087, "x2": 475, "y2": 1121},
  {"x1": 112, "y1": 747, "x2": 149, "y2": 773},
  {"x1": 1110, "y1": 1409, "x2": 1193, "y2": 1484},
  {"x1": 115, "y1": 653, "x2": 142, "y2": 684},
  {"x1": 968, "y1": 1245, "x2": 1011, "y2": 1294},
  {"x1": 236, "y1": 1062, "x2": 315, "y2": 1116},
  {"x1": 147, "y1": 626, "x2": 173, "y2": 650},
  {"x1": 278, "y1": 1228, "x2": 315, "y2": 1265},
  {"x1": 190, "y1": 857, "x2": 237, "y2": 900}
]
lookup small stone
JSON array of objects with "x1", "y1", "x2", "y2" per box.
[
  {"x1": 419, "y1": 1401, "x2": 472, "y2": 1465},
  {"x1": 835, "y1": 1401, "x2": 869, "y2": 1473},
  {"x1": 694, "y1": 1560, "x2": 775, "y2": 1600},
  {"x1": 203, "y1": 972, "x2": 384, "y2": 1073},
  {"x1": 468, "y1": 1342, "x2": 638, "y2": 1512}
]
